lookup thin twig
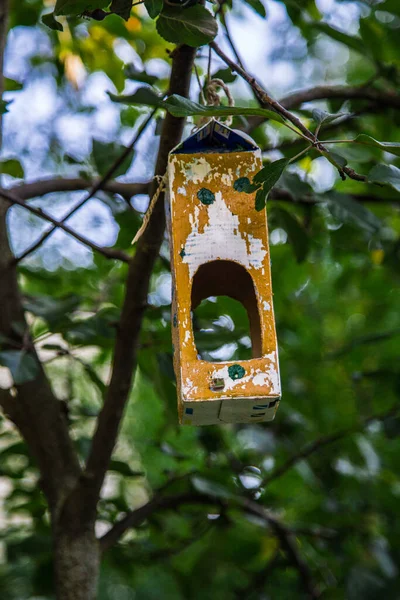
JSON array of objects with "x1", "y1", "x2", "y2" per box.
[
  {"x1": 207, "y1": 44, "x2": 212, "y2": 87},
  {"x1": 5, "y1": 179, "x2": 150, "y2": 202},
  {"x1": 220, "y1": 12, "x2": 245, "y2": 70},
  {"x1": 210, "y1": 41, "x2": 367, "y2": 182},
  {"x1": 194, "y1": 62, "x2": 206, "y2": 105},
  {"x1": 0, "y1": 188, "x2": 130, "y2": 263},
  {"x1": 13, "y1": 109, "x2": 156, "y2": 264}
]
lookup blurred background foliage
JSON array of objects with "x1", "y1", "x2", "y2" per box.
[{"x1": 1, "y1": 0, "x2": 400, "y2": 597}]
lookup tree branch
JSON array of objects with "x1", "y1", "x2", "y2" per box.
[
  {"x1": 100, "y1": 492, "x2": 214, "y2": 552},
  {"x1": 280, "y1": 85, "x2": 400, "y2": 111},
  {"x1": 6, "y1": 178, "x2": 150, "y2": 202},
  {"x1": 65, "y1": 44, "x2": 197, "y2": 527},
  {"x1": 262, "y1": 403, "x2": 400, "y2": 488},
  {"x1": 13, "y1": 110, "x2": 155, "y2": 264},
  {"x1": 210, "y1": 42, "x2": 367, "y2": 182},
  {"x1": 0, "y1": 187, "x2": 130, "y2": 263},
  {"x1": 210, "y1": 41, "x2": 314, "y2": 141}
]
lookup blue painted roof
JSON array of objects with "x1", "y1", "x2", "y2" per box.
[{"x1": 171, "y1": 120, "x2": 258, "y2": 154}]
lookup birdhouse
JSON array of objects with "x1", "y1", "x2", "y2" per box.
[{"x1": 166, "y1": 119, "x2": 281, "y2": 426}]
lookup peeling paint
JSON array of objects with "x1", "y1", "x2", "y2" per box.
[
  {"x1": 182, "y1": 192, "x2": 267, "y2": 278},
  {"x1": 167, "y1": 123, "x2": 280, "y2": 426},
  {"x1": 180, "y1": 157, "x2": 213, "y2": 184},
  {"x1": 221, "y1": 170, "x2": 233, "y2": 186}
]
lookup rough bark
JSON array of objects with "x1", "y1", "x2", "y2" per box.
[{"x1": 54, "y1": 527, "x2": 100, "y2": 600}]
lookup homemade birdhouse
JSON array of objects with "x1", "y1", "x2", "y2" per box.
[{"x1": 166, "y1": 119, "x2": 281, "y2": 426}]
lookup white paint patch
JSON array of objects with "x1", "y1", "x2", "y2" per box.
[
  {"x1": 182, "y1": 192, "x2": 267, "y2": 278},
  {"x1": 252, "y1": 372, "x2": 270, "y2": 386},
  {"x1": 210, "y1": 361, "x2": 279, "y2": 394},
  {"x1": 178, "y1": 186, "x2": 187, "y2": 196},
  {"x1": 183, "y1": 377, "x2": 197, "y2": 395},
  {"x1": 221, "y1": 169, "x2": 234, "y2": 186},
  {"x1": 210, "y1": 365, "x2": 254, "y2": 391},
  {"x1": 180, "y1": 157, "x2": 213, "y2": 184},
  {"x1": 263, "y1": 301, "x2": 271, "y2": 311},
  {"x1": 184, "y1": 330, "x2": 191, "y2": 344},
  {"x1": 266, "y1": 363, "x2": 280, "y2": 394}
]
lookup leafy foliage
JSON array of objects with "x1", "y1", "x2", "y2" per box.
[
  {"x1": 156, "y1": 5, "x2": 218, "y2": 47},
  {"x1": 2, "y1": 0, "x2": 400, "y2": 598}
]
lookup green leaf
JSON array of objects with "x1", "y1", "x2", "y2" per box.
[
  {"x1": 354, "y1": 135, "x2": 400, "y2": 158},
  {"x1": 108, "y1": 86, "x2": 163, "y2": 107},
  {"x1": 92, "y1": 140, "x2": 133, "y2": 178},
  {"x1": 41, "y1": 12, "x2": 63, "y2": 30},
  {"x1": 110, "y1": 0, "x2": 132, "y2": 19},
  {"x1": 243, "y1": 0, "x2": 266, "y2": 18},
  {"x1": 368, "y1": 163, "x2": 400, "y2": 192},
  {"x1": 4, "y1": 78, "x2": 23, "y2": 92},
  {"x1": 212, "y1": 68, "x2": 237, "y2": 84},
  {"x1": 156, "y1": 6, "x2": 218, "y2": 47},
  {"x1": 311, "y1": 22, "x2": 366, "y2": 55},
  {"x1": 0, "y1": 100, "x2": 11, "y2": 114},
  {"x1": 144, "y1": 0, "x2": 163, "y2": 19},
  {"x1": 255, "y1": 186, "x2": 267, "y2": 211},
  {"x1": 272, "y1": 207, "x2": 309, "y2": 262},
  {"x1": 163, "y1": 94, "x2": 285, "y2": 124},
  {"x1": 54, "y1": 0, "x2": 108, "y2": 16},
  {"x1": 312, "y1": 109, "x2": 348, "y2": 126},
  {"x1": 253, "y1": 160, "x2": 289, "y2": 211},
  {"x1": 253, "y1": 158, "x2": 289, "y2": 186},
  {"x1": 0, "y1": 159, "x2": 24, "y2": 179},
  {"x1": 325, "y1": 191, "x2": 382, "y2": 234},
  {"x1": 0, "y1": 350, "x2": 39, "y2": 385},
  {"x1": 124, "y1": 64, "x2": 158, "y2": 86},
  {"x1": 321, "y1": 149, "x2": 348, "y2": 170}
]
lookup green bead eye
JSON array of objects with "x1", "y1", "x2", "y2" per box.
[
  {"x1": 228, "y1": 364, "x2": 246, "y2": 380},
  {"x1": 197, "y1": 188, "x2": 215, "y2": 205}
]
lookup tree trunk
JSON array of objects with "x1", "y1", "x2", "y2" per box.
[{"x1": 54, "y1": 526, "x2": 100, "y2": 600}]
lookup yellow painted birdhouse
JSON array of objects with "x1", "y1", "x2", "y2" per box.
[{"x1": 166, "y1": 120, "x2": 281, "y2": 426}]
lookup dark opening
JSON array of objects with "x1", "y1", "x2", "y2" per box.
[{"x1": 191, "y1": 260, "x2": 262, "y2": 362}]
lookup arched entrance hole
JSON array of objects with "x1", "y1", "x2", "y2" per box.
[{"x1": 191, "y1": 260, "x2": 262, "y2": 362}]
